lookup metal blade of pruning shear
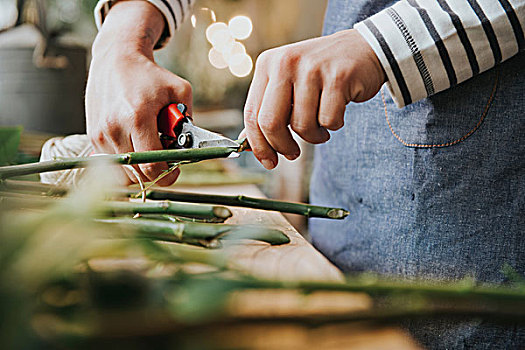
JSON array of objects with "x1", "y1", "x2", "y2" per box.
[
  {"x1": 179, "y1": 121, "x2": 241, "y2": 158},
  {"x1": 180, "y1": 122, "x2": 240, "y2": 149}
]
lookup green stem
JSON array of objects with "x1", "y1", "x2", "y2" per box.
[
  {"x1": 0, "y1": 147, "x2": 238, "y2": 180},
  {"x1": 0, "y1": 180, "x2": 68, "y2": 196},
  {"x1": 0, "y1": 192, "x2": 232, "y2": 222},
  {"x1": 139, "y1": 190, "x2": 349, "y2": 219},
  {"x1": 236, "y1": 277, "x2": 525, "y2": 303},
  {"x1": 104, "y1": 201, "x2": 232, "y2": 223},
  {"x1": 1, "y1": 180, "x2": 350, "y2": 219},
  {"x1": 99, "y1": 218, "x2": 290, "y2": 247},
  {"x1": 88, "y1": 308, "x2": 525, "y2": 341}
]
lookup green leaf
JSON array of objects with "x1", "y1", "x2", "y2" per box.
[
  {"x1": 0, "y1": 126, "x2": 23, "y2": 166},
  {"x1": 502, "y1": 263, "x2": 525, "y2": 287},
  {"x1": 166, "y1": 278, "x2": 238, "y2": 322}
]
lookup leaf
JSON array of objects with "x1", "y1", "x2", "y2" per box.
[
  {"x1": 502, "y1": 263, "x2": 525, "y2": 287},
  {"x1": 0, "y1": 126, "x2": 23, "y2": 166},
  {"x1": 166, "y1": 278, "x2": 238, "y2": 322}
]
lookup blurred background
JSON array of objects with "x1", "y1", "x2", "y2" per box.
[{"x1": 0, "y1": 0, "x2": 328, "y2": 231}]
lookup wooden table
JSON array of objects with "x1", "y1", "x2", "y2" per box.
[
  {"x1": 173, "y1": 184, "x2": 344, "y2": 282},
  {"x1": 166, "y1": 183, "x2": 422, "y2": 350}
]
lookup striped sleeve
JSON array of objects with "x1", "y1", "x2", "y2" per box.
[
  {"x1": 354, "y1": 0, "x2": 525, "y2": 107},
  {"x1": 94, "y1": 0, "x2": 195, "y2": 48}
]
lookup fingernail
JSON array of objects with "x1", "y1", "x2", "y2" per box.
[
  {"x1": 158, "y1": 168, "x2": 181, "y2": 187},
  {"x1": 261, "y1": 159, "x2": 275, "y2": 169},
  {"x1": 171, "y1": 167, "x2": 181, "y2": 178},
  {"x1": 285, "y1": 151, "x2": 300, "y2": 161}
]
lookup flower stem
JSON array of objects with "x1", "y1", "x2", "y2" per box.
[
  {"x1": 0, "y1": 147, "x2": 238, "y2": 180},
  {"x1": 139, "y1": 189, "x2": 349, "y2": 219}
]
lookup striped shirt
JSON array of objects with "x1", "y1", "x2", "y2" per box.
[
  {"x1": 95, "y1": 0, "x2": 524, "y2": 107},
  {"x1": 355, "y1": 0, "x2": 525, "y2": 107},
  {"x1": 94, "y1": 0, "x2": 195, "y2": 48}
]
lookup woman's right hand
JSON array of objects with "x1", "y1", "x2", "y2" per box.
[{"x1": 86, "y1": 1, "x2": 192, "y2": 185}]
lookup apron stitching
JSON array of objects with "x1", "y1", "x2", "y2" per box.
[{"x1": 381, "y1": 72, "x2": 499, "y2": 148}]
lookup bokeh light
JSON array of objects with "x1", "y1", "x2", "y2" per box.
[
  {"x1": 227, "y1": 42, "x2": 246, "y2": 57},
  {"x1": 205, "y1": 22, "x2": 228, "y2": 45},
  {"x1": 216, "y1": 35, "x2": 235, "y2": 54},
  {"x1": 0, "y1": 3, "x2": 18, "y2": 31},
  {"x1": 228, "y1": 16, "x2": 253, "y2": 40},
  {"x1": 229, "y1": 54, "x2": 253, "y2": 77},
  {"x1": 206, "y1": 16, "x2": 253, "y2": 77},
  {"x1": 208, "y1": 48, "x2": 228, "y2": 69}
]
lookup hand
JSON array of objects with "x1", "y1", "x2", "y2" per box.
[
  {"x1": 86, "y1": 1, "x2": 192, "y2": 185},
  {"x1": 243, "y1": 29, "x2": 385, "y2": 169}
]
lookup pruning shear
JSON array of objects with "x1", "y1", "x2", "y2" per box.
[{"x1": 157, "y1": 103, "x2": 245, "y2": 153}]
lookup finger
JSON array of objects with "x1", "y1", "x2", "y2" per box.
[
  {"x1": 236, "y1": 129, "x2": 253, "y2": 152},
  {"x1": 290, "y1": 81, "x2": 330, "y2": 144},
  {"x1": 168, "y1": 76, "x2": 193, "y2": 115},
  {"x1": 92, "y1": 143, "x2": 135, "y2": 186},
  {"x1": 100, "y1": 126, "x2": 148, "y2": 185},
  {"x1": 244, "y1": 69, "x2": 277, "y2": 169},
  {"x1": 257, "y1": 79, "x2": 300, "y2": 160},
  {"x1": 131, "y1": 114, "x2": 179, "y2": 186},
  {"x1": 120, "y1": 166, "x2": 139, "y2": 187},
  {"x1": 318, "y1": 88, "x2": 346, "y2": 131}
]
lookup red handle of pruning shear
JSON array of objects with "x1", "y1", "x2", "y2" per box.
[{"x1": 157, "y1": 103, "x2": 189, "y2": 139}]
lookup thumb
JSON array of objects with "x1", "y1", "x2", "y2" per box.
[{"x1": 237, "y1": 128, "x2": 247, "y2": 140}]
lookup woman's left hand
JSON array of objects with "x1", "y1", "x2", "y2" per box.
[{"x1": 243, "y1": 29, "x2": 385, "y2": 169}]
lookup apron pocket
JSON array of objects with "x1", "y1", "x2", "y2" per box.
[{"x1": 382, "y1": 68, "x2": 498, "y2": 148}]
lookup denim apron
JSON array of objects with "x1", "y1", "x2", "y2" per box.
[{"x1": 309, "y1": 1, "x2": 525, "y2": 348}]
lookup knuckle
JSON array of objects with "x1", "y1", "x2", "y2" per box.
[
  {"x1": 243, "y1": 106, "x2": 259, "y2": 127},
  {"x1": 91, "y1": 130, "x2": 105, "y2": 146},
  {"x1": 255, "y1": 50, "x2": 271, "y2": 69},
  {"x1": 302, "y1": 58, "x2": 319, "y2": 76},
  {"x1": 307, "y1": 69, "x2": 321, "y2": 83},
  {"x1": 258, "y1": 114, "x2": 280, "y2": 134},
  {"x1": 244, "y1": 104, "x2": 258, "y2": 118},
  {"x1": 260, "y1": 48, "x2": 280, "y2": 62},
  {"x1": 258, "y1": 47, "x2": 298, "y2": 73},
  {"x1": 328, "y1": 68, "x2": 351, "y2": 90},
  {"x1": 131, "y1": 112, "x2": 148, "y2": 129},
  {"x1": 126, "y1": 93, "x2": 149, "y2": 110},
  {"x1": 277, "y1": 48, "x2": 291, "y2": 64},
  {"x1": 290, "y1": 119, "x2": 310, "y2": 136},
  {"x1": 278, "y1": 50, "x2": 299, "y2": 72},
  {"x1": 257, "y1": 49, "x2": 270, "y2": 61},
  {"x1": 106, "y1": 120, "x2": 122, "y2": 141},
  {"x1": 291, "y1": 123, "x2": 323, "y2": 144},
  {"x1": 178, "y1": 80, "x2": 193, "y2": 100}
]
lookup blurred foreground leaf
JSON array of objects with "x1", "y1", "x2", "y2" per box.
[{"x1": 0, "y1": 126, "x2": 23, "y2": 166}]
